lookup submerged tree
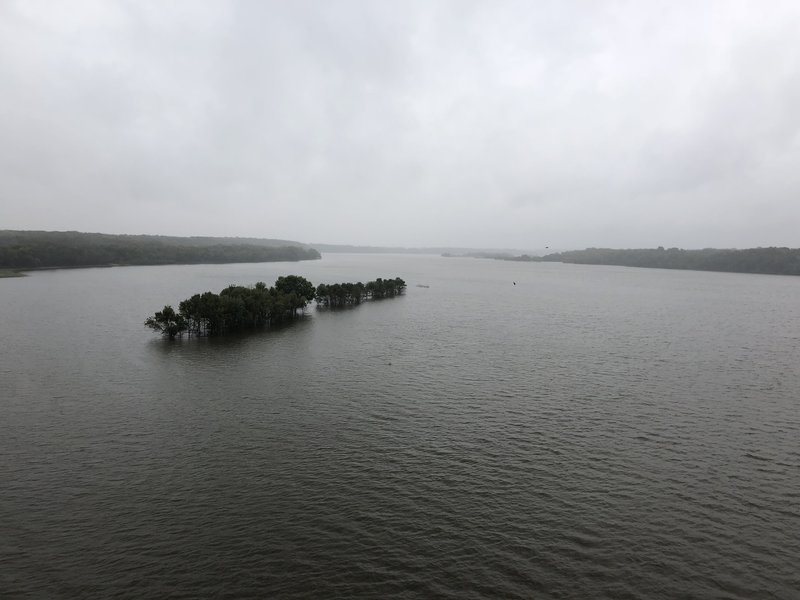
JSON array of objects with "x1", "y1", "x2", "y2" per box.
[
  {"x1": 274, "y1": 275, "x2": 315, "y2": 313},
  {"x1": 315, "y1": 277, "x2": 406, "y2": 307},
  {"x1": 145, "y1": 275, "x2": 404, "y2": 338},
  {"x1": 144, "y1": 305, "x2": 187, "y2": 339}
]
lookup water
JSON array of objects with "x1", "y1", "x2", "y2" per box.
[{"x1": 2, "y1": 255, "x2": 799, "y2": 599}]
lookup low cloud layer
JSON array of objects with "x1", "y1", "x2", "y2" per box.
[{"x1": 2, "y1": 0, "x2": 799, "y2": 249}]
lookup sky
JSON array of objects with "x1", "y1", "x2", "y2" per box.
[{"x1": 2, "y1": 1, "x2": 800, "y2": 250}]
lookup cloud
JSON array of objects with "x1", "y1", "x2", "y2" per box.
[{"x1": 2, "y1": 0, "x2": 800, "y2": 248}]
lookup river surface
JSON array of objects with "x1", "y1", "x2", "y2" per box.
[{"x1": 1, "y1": 254, "x2": 799, "y2": 599}]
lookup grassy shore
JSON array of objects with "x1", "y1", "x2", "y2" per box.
[{"x1": 0, "y1": 269, "x2": 25, "y2": 278}]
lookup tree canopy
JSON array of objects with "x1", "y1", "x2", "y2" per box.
[
  {"x1": 315, "y1": 277, "x2": 406, "y2": 307},
  {"x1": 0, "y1": 230, "x2": 320, "y2": 269},
  {"x1": 145, "y1": 275, "x2": 406, "y2": 338},
  {"x1": 540, "y1": 247, "x2": 800, "y2": 276},
  {"x1": 144, "y1": 306, "x2": 188, "y2": 339}
]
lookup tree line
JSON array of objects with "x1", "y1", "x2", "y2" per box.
[
  {"x1": 0, "y1": 230, "x2": 320, "y2": 269},
  {"x1": 315, "y1": 277, "x2": 406, "y2": 307},
  {"x1": 145, "y1": 275, "x2": 406, "y2": 338},
  {"x1": 540, "y1": 247, "x2": 800, "y2": 276}
]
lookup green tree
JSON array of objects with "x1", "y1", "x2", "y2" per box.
[
  {"x1": 146, "y1": 274, "x2": 406, "y2": 337},
  {"x1": 144, "y1": 305, "x2": 187, "y2": 339},
  {"x1": 275, "y1": 275, "x2": 315, "y2": 314}
]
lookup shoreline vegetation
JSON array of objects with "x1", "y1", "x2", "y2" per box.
[
  {"x1": 6, "y1": 229, "x2": 799, "y2": 278},
  {"x1": 0, "y1": 230, "x2": 320, "y2": 270},
  {"x1": 145, "y1": 275, "x2": 406, "y2": 338},
  {"x1": 0, "y1": 268, "x2": 25, "y2": 278},
  {"x1": 445, "y1": 247, "x2": 800, "y2": 276}
]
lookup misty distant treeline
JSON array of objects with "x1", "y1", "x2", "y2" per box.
[
  {"x1": 145, "y1": 275, "x2": 406, "y2": 338},
  {"x1": 0, "y1": 230, "x2": 320, "y2": 269},
  {"x1": 540, "y1": 247, "x2": 800, "y2": 275}
]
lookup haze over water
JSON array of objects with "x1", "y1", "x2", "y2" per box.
[{"x1": 2, "y1": 254, "x2": 799, "y2": 599}]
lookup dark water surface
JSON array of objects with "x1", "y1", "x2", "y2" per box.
[{"x1": 2, "y1": 255, "x2": 799, "y2": 599}]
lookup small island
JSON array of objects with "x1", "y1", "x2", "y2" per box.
[
  {"x1": 315, "y1": 277, "x2": 406, "y2": 307},
  {"x1": 145, "y1": 275, "x2": 406, "y2": 338}
]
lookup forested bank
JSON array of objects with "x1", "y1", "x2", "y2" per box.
[
  {"x1": 0, "y1": 269, "x2": 25, "y2": 278},
  {"x1": 477, "y1": 246, "x2": 800, "y2": 276},
  {"x1": 0, "y1": 230, "x2": 320, "y2": 269},
  {"x1": 540, "y1": 247, "x2": 800, "y2": 276},
  {"x1": 145, "y1": 276, "x2": 406, "y2": 338}
]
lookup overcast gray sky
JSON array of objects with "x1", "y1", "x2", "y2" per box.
[{"x1": 2, "y1": 1, "x2": 800, "y2": 249}]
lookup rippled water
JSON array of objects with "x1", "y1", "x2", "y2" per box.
[{"x1": 2, "y1": 255, "x2": 799, "y2": 599}]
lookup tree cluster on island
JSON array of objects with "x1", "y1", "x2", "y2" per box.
[
  {"x1": 315, "y1": 277, "x2": 406, "y2": 307},
  {"x1": 539, "y1": 247, "x2": 800, "y2": 276},
  {"x1": 145, "y1": 275, "x2": 406, "y2": 338},
  {"x1": 0, "y1": 230, "x2": 320, "y2": 270}
]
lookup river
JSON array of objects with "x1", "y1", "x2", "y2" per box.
[{"x1": 1, "y1": 254, "x2": 798, "y2": 599}]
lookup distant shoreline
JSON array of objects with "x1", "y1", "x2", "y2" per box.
[
  {"x1": 2, "y1": 260, "x2": 319, "y2": 276},
  {"x1": 0, "y1": 268, "x2": 25, "y2": 278},
  {"x1": 464, "y1": 246, "x2": 800, "y2": 277},
  {"x1": 5, "y1": 230, "x2": 800, "y2": 278},
  {"x1": 0, "y1": 230, "x2": 321, "y2": 272}
]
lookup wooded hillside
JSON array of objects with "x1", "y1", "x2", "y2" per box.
[{"x1": 0, "y1": 230, "x2": 320, "y2": 269}]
